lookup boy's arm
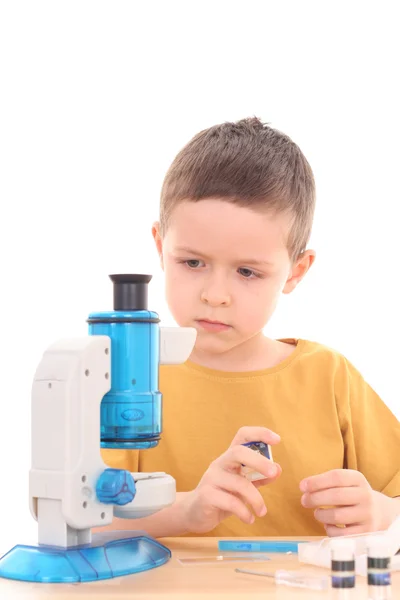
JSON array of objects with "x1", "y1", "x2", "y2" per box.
[
  {"x1": 300, "y1": 469, "x2": 400, "y2": 535},
  {"x1": 93, "y1": 492, "x2": 191, "y2": 538},
  {"x1": 300, "y1": 359, "x2": 400, "y2": 535},
  {"x1": 96, "y1": 426, "x2": 281, "y2": 538},
  {"x1": 339, "y1": 359, "x2": 400, "y2": 498}
]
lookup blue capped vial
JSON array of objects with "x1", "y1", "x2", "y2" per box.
[
  {"x1": 88, "y1": 275, "x2": 162, "y2": 450},
  {"x1": 367, "y1": 535, "x2": 391, "y2": 599},
  {"x1": 330, "y1": 538, "x2": 356, "y2": 589}
]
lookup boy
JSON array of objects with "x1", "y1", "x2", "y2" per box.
[{"x1": 101, "y1": 117, "x2": 400, "y2": 538}]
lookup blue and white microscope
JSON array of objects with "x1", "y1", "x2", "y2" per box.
[{"x1": 0, "y1": 274, "x2": 196, "y2": 583}]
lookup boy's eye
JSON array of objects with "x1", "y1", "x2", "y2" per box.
[
  {"x1": 185, "y1": 259, "x2": 203, "y2": 268},
  {"x1": 238, "y1": 267, "x2": 256, "y2": 278}
]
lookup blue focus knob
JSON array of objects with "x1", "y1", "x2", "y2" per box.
[{"x1": 96, "y1": 468, "x2": 136, "y2": 506}]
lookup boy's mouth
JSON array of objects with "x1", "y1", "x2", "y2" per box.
[{"x1": 195, "y1": 319, "x2": 231, "y2": 333}]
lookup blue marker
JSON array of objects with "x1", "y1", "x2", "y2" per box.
[{"x1": 218, "y1": 540, "x2": 304, "y2": 553}]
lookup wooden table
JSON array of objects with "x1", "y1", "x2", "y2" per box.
[{"x1": 0, "y1": 536, "x2": 398, "y2": 598}]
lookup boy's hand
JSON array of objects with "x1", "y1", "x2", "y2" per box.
[
  {"x1": 181, "y1": 426, "x2": 281, "y2": 534},
  {"x1": 300, "y1": 469, "x2": 398, "y2": 536}
]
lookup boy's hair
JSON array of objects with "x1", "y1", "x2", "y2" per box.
[{"x1": 159, "y1": 117, "x2": 316, "y2": 261}]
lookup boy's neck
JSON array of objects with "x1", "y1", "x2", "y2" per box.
[{"x1": 188, "y1": 333, "x2": 296, "y2": 372}]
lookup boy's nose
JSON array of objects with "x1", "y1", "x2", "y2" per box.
[{"x1": 201, "y1": 279, "x2": 231, "y2": 307}]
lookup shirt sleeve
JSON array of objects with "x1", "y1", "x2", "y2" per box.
[{"x1": 336, "y1": 358, "x2": 400, "y2": 497}]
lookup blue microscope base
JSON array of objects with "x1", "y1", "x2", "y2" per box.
[{"x1": 0, "y1": 532, "x2": 171, "y2": 583}]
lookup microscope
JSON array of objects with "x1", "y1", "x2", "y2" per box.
[{"x1": 0, "y1": 274, "x2": 196, "y2": 583}]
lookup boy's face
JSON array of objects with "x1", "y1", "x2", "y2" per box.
[{"x1": 153, "y1": 199, "x2": 314, "y2": 358}]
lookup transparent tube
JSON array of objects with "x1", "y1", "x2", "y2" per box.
[{"x1": 235, "y1": 568, "x2": 330, "y2": 590}]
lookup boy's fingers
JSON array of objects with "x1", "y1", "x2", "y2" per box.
[
  {"x1": 230, "y1": 426, "x2": 280, "y2": 448},
  {"x1": 216, "y1": 445, "x2": 279, "y2": 479},
  {"x1": 314, "y1": 505, "x2": 369, "y2": 526},
  {"x1": 325, "y1": 524, "x2": 365, "y2": 537},
  {"x1": 300, "y1": 469, "x2": 369, "y2": 493},
  {"x1": 204, "y1": 487, "x2": 255, "y2": 524},
  {"x1": 208, "y1": 469, "x2": 267, "y2": 517},
  {"x1": 253, "y1": 464, "x2": 282, "y2": 487},
  {"x1": 301, "y1": 486, "x2": 364, "y2": 509}
]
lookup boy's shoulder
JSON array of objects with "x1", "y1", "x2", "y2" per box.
[
  {"x1": 294, "y1": 338, "x2": 348, "y2": 362},
  {"x1": 294, "y1": 338, "x2": 363, "y2": 382},
  {"x1": 294, "y1": 338, "x2": 352, "y2": 368}
]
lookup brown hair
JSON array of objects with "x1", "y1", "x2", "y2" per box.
[{"x1": 160, "y1": 117, "x2": 316, "y2": 260}]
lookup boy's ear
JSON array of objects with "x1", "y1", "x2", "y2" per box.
[
  {"x1": 152, "y1": 222, "x2": 164, "y2": 269},
  {"x1": 282, "y1": 249, "x2": 316, "y2": 294}
]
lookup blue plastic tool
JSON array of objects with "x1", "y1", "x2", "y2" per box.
[{"x1": 218, "y1": 540, "x2": 304, "y2": 553}]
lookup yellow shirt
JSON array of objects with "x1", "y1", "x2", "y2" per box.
[{"x1": 101, "y1": 339, "x2": 400, "y2": 536}]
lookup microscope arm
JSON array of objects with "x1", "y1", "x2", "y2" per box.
[{"x1": 29, "y1": 336, "x2": 115, "y2": 547}]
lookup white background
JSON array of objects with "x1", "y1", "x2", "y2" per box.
[{"x1": 0, "y1": 1, "x2": 399, "y2": 552}]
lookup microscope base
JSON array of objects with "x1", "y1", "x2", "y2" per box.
[{"x1": 0, "y1": 531, "x2": 171, "y2": 583}]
